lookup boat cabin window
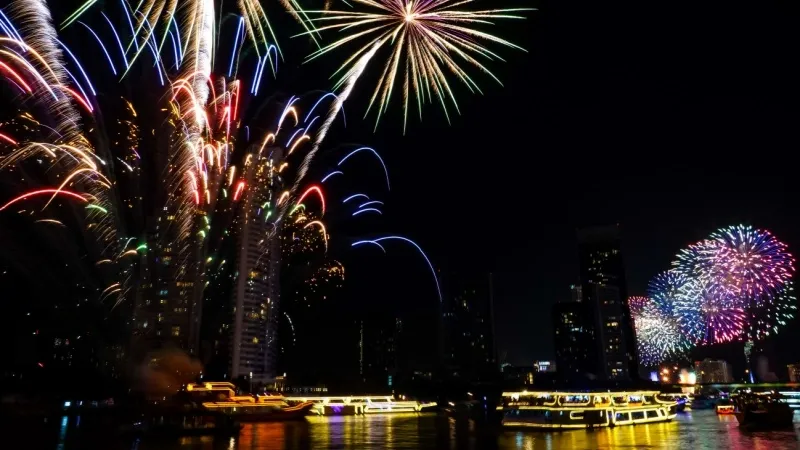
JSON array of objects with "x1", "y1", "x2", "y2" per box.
[
  {"x1": 561, "y1": 395, "x2": 590, "y2": 405},
  {"x1": 532, "y1": 395, "x2": 555, "y2": 406},
  {"x1": 615, "y1": 412, "x2": 630, "y2": 421},
  {"x1": 631, "y1": 411, "x2": 645, "y2": 420},
  {"x1": 593, "y1": 396, "x2": 610, "y2": 405},
  {"x1": 646, "y1": 410, "x2": 659, "y2": 419}
]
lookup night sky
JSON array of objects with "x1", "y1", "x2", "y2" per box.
[
  {"x1": 1, "y1": 0, "x2": 799, "y2": 374},
  {"x1": 333, "y1": 0, "x2": 800, "y2": 366}
]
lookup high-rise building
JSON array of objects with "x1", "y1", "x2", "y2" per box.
[
  {"x1": 570, "y1": 284, "x2": 582, "y2": 302},
  {"x1": 131, "y1": 117, "x2": 206, "y2": 358},
  {"x1": 552, "y1": 300, "x2": 596, "y2": 380},
  {"x1": 132, "y1": 213, "x2": 203, "y2": 356},
  {"x1": 577, "y1": 225, "x2": 638, "y2": 380},
  {"x1": 441, "y1": 272, "x2": 497, "y2": 382},
  {"x1": 358, "y1": 316, "x2": 402, "y2": 391},
  {"x1": 228, "y1": 148, "x2": 283, "y2": 385},
  {"x1": 695, "y1": 358, "x2": 733, "y2": 383}
]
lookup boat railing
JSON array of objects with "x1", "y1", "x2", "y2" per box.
[
  {"x1": 500, "y1": 391, "x2": 670, "y2": 409},
  {"x1": 558, "y1": 395, "x2": 591, "y2": 407}
]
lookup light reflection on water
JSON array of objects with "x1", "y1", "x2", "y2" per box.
[
  {"x1": 497, "y1": 411, "x2": 800, "y2": 450},
  {"x1": 34, "y1": 410, "x2": 800, "y2": 449}
]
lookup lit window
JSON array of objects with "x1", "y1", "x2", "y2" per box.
[{"x1": 171, "y1": 326, "x2": 180, "y2": 336}]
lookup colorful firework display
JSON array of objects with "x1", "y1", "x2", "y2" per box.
[
  {"x1": 628, "y1": 296, "x2": 691, "y2": 367},
  {"x1": 0, "y1": 0, "x2": 524, "y2": 311},
  {"x1": 632, "y1": 224, "x2": 797, "y2": 366}
]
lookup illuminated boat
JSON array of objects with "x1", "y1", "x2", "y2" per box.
[
  {"x1": 281, "y1": 395, "x2": 438, "y2": 416},
  {"x1": 715, "y1": 399, "x2": 735, "y2": 415},
  {"x1": 499, "y1": 391, "x2": 677, "y2": 429},
  {"x1": 185, "y1": 384, "x2": 435, "y2": 417},
  {"x1": 201, "y1": 396, "x2": 314, "y2": 422},
  {"x1": 185, "y1": 383, "x2": 313, "y2": 421},
  {"x1": 734, "y1": 392, "x2": 794, "y2": 430}
]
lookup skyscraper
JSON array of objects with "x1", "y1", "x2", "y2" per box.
[
  {"x1": 228, "y1": 147, "x2": 283, "y2": 384},
  {"x1": 131, "y1": 213, "x2": 202, "y2": 356},
  {"x1": 577, "y1": 225, "x2": 638, "y2": 380},
  {"x1": 131, "y1": 114, "x2": 205, "y2": 358},
  {"x1": 358, "y1": 316, "x2": 402, "y2": 391},
  {"x1": 441, "y1": 272, "x2": 497, "y2": 382},
  {"x1": 695, "y1": 358, "x2": 733, "y2": 383},
  {"x1": 552, "y1": 300, "x2": 596, "y2": 380}
]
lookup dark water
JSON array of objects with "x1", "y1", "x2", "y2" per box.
[{"x1": 26, "y1": 410, "x2": 800, "y2": 449}]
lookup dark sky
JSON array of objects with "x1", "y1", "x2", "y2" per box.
[{"x1": 333, "y1": 0, "x2": 800, "y2": 366}]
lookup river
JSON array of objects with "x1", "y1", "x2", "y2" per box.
[{"x1": 31, "y1": 410, "x2": 800, "y2": 449}]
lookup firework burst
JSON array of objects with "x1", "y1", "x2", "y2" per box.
[
  {"x1": 629, "y1": 296, "x2": 691, "y2": 366},
  {"x1": 673, "y1": 276, "x2": 746, "y2": 345},
  {"x1": 708, "y1": 224, "x2": 795, "y2": 300},
  {"x1": 0, "y1": 1, "x2": 349, "y2": 307},
  {"x1": 304, "y1": 0, "x2": 531, "y2": 131},
  {"x1": 657, "y1": 224, "x2": 796, "y2": 346},
  {"x1": 647, "y1": 270, "x2": 686, "y2": 315}
]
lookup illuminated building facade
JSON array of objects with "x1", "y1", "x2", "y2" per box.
[
  {"x1": 577, "y1": 225, "x2": 637, "y2": 380},
  {"x1": 552, "y1": 300, "x2": 597, "y2": 380},
  {"x1": 441, "y1": 272, "x2": 497, "y2": 382},
  {"x1": 229, "y1": 148, "x2": 283, "y2": 384},
  {"x1": 695, "y1": 358, "x2": 733, "y2": 383}
]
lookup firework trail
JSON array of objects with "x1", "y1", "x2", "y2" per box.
[
  {"x1": 0, "y1": 2, "x2": 344, "y2": 306},
  {"x1": 5, "y1": 0, "x2": 120, "y2": 263},
  {"x1": 274, "y1": 39, "x2": 382, "y2": 226}
]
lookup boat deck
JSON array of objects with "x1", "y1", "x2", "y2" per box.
[{"x1": 499, "y1": 391, "x2": 677, "y2": 429}]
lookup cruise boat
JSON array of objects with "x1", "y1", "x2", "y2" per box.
[
  {"x1": 499, "y1": 391, "x2": 677, "y2": 429},
  {"x1": 715, "y1": 399, "x2": 735, "y2": 415},
  {"x1": 185, "y1": 383, "x2": 435, "y2": 417},
  {"x1": 734, "y1": 392, "x2": 794, "y2": 430},
  {"x1": 281, "y1": 395, "x2": 438, "y2": 416},
  {"x1": 185, "y1": 383, "x2": 314, "y2": 421}
]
